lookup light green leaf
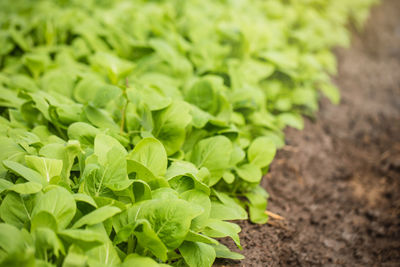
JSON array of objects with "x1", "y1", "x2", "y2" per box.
[
  {"x1": 179, "y1": 241, "x2": 216, "y2": 267},
  {"x1": 58, "y1": 229, "x2": 104, "y2": 251},
  {"x1": 72, "y1": 206, "x2": 121, "y2": 229},
  {"x1": 25, "y1": 155, "x2": 63, "y2": 183},
  {"x1": 152, "y1": 101, "x2": 192, "y2": 155},
  {"x1": 3, "y1": 160, "x2": 44, "y2": 184},
  {"x1": 203, "y1": 219, "x2": 241, "y2": 249},
  {"x1": 212, "y1": 243, "x2": 244, "y2": 260},
  {"x1": 121, "y1": 254, "x2": 160, "y2": 267},
  {"x1": 248, "y1": 137, "x2": 276, "y2": 168},
  {"x1": 128, "y1": 137, "x2": 167, "y2": 177},
  {"x1": 73, "y1": 193, "x2": 98, "y2": 208},
  {"x1": 9, "y1": 181, "x2": 42, "y2": 194},
  {"x1": 245, "y1": 186, "x2": 269, "y2": 224},
  {"x1": 0, "y1": 192, "x2": 34, "y2": 228},
  {"x1": 39, "y1": 140, "x2": 82, "y2": 183},
  {"x1": 31, "y1": 211, "x2": 58, "y2": 232},
  {"x1": 134, "y1": 199, "x2": 203, "y2": 249},
  {"x1": 190, "y1": 136, "x2": 233, "y2": 186},
  {"x1": 32, "y1": 186, "x2": 76, "y2": 229},
  {"x1": 235, "y1": 163, "x2": 262, "y2": 183},
  {"x1": 33, "y1": 227, "x2": 65, "y2": 259}
]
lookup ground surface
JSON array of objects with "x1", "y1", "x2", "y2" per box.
[{"x1": 217, "y1": 0, "x2": 400, "y2": 266}]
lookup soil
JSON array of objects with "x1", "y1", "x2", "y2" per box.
[{"x1": 217, "y1": 0, "x2": 400, "y2": 266}]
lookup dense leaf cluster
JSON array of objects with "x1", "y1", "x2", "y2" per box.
[{"x1": 0, "y1": 0, "x2": 376, "y2": 266}]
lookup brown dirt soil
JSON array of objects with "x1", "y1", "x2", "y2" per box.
[{"x1": 217, "y1": 0, "x2": 400, "y2": 266}]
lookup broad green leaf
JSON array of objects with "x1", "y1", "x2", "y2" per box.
[
  {"x1": 121, "y1": 254, "x2": 161, "y2": 267},
  {"x1": 32, "y1": 186, "x2": 76, "y2": 229},
  {"x1": 0, "y1": 179, "x2": 13, "y2": 193},
  {"x1": 86, "y1": 240, "x2": 121, "y2": 267},
  {"x1": 212, "y1": 243, "x2": 244, "y2": 260},
  {"x1": 181, "y1": 190, "x2": 211, "y2": 231},
  {"x1": 39, "y1": 140, "x2": 82, "y2": 183},
  {"x1": 320, "y1": 82, "x2": 340, "y2": 104},
  {"x1": 235, "y1": 163, "x2": 262, "y2": 183},
  {"x1": 248, "y1": 137, "x2": 277, "y2": 168},
  {"x1": 203, "y1": 219, "x2": 241, "y2": 248},
  {"x1": 245, "y1": 186, "x2": 269, "y2": 224},
  {"x1": 122, "y1": 219, "x2": 168, "y2": 261},
  {"x1": 31, "y1": 211, "x2": 58, "y2": 232},
  {"x1": 33, "y1": 227, "x2": 65, "y2": 259},
  {"x1": 210, "y1": 191, "x2": 247, "y2": 221},
  {"x1": 63, "y1": 246, "x2": 88, "y2": 267},
  {"x1": 152, "y1": 101, "x2": 192, "y2": 155},
  {"x1": 277, "y1": 113, "x2": 304, "y2": 130},
  {"x1": 190, "y1": 136, "x2": 233, "y2": 186},
  {"x1": 134, "y1": 199, "x2": 203, "y2": 249},
  {"x1": 9, "y1": 181, "x2": 42, "y2": 194},
  {"x1": 0, "y1": 223, "x2": 25, "y2": 253},
  {"x1": 68, "y1": 122, "x2": 100, "y2": 146},
  {"x1": 179, "y1": 241, "x2": 216, "y2": 267},
  {"x1": 0, "y1": 137, "x2": 26, "y2": 172},
  {"x1": 128, "y1": 137, "x2": 167, "y2": 177},
  {"x1": 0, "y1": 192, "x2": 34, "y2": 228},
  {"x1": 58, "y1": 229, "x2": 104, "y2": 251},
  {"x1": 72, "y1": 206, "x2": 121, "y2": 229},
  {"x1": 94, "y1": 134, "x2": 127, "y2": 165},
  {"x1": 73, "y1": 193, "x2": 98, "y2": 208},
  {"x1": 90, "y1": 52, "x2": 134, "y2": 84},
  {"x1": 3, "y1": 160, "x2": 44, "y2": 184},
  {"x1": 131, "y1": 180, "x2": 152, "y2": 202},
  {"x1": 25, "y1": 155, "x2": 63, "y2": 183},
  {"x1": 185, "y1": 230, "x2": 218, "y2": 245}
]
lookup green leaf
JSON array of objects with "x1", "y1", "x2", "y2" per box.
[
  {"x1": 320, "y1": 82, "x2": 340, "y2": 104},
  {"x1": 25, "y1": 155, "x2": 63, "y2": 183},
  {"x1": 190, "y1": 136, "x2": 233, "y2": 186},
  {"x1": 121, "y1": 254, "x2": 161, "y2": 267},
  {"x1": 32, "y1": 186, "x2": 76, "y2": 229},
  {"x1": 72, "y1": 206, "x2": 121, "y2": 229},
  {"x1": 235, "y1": 163, "x2": 262, "y2": 183},
  {"x1": 31, "y1": 211, "x2": 58, "y2": 232},
  {"x1": 94, "y1": 134, "x2": 127, "y2": 165},
  {"x1": 63, "y1": 246, "x2": 88, "y2": 267},
  {"x1": 181, "y1": 190, "x2": 211, "y2": 231},
  {"x1": 128, "y1": 137, "x2": 167, "y2": 177},
  {"x1": 212, "y1": 243, "x2": 244, "y2": 260},
  {"x1": 0, "y1": 223, "x2": 27, "y2": 255},
  {"x1": 131, "y1": 180, "x2": 152, "y2": 202},
  {"x1": 185, "y1": 230, "x2": 218, "y2": 245},
  {"x1": 277, "y1": 113, "x2": 304, "y2": 130},
  {"x1": 203, "y1": 219, "x2": 241, "y2": 248},
  {"x1": 179, "y1": 241, "x2": 216, "y2": 267},
  {"x1": 68, "y1": 122, "x2": 100, "y2": 146},
  {"x1": 245, "y1": 186, "x2": 269, "y2": 224},
  {"x1": 3, "y1": 160, "x2": 44, "y2": 184},
  {"x1": 58, "y1": 229, "x2": 104, "y2": 251},
  {"x1": 9, "y1": 181, "x2": 42, "y2": 194},
  {"x1": 134, "y1": 199, "x2": 203, "y2": 249},
  {"x1": 152, "y1": 101, "x2": 192, "y2": 155},
  {"x1": 90, "y1": 52, "x2": 134, "y2": 84},
  {"x1": 39, "y1": 140, "x2": 82, "y2": 183},
  {"x1": 86, "y1": 240, "x2": 121, "y2": 267},
  {"x1": 210, "y1": 191, "x2": 247, "y2": 221},
  {"x1": 73, "y1": 193, "x2": 98, "y2": 208},
  {"x1": 122, "y1": 219, "x2": 168, "y2": 261},
  {"x1": 248, "y1": 137, "x2": 277, "y2": 168},
  {"x1": 33, "y1": 227, "x2": 65, "y2": 259},
  {"x1": 0, "y1": 192, "x2": 34, "y2": 228}
]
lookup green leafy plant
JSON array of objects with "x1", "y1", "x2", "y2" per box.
[{"x1": 0, "y1": 0, "x2": 377, "y2": 266}]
